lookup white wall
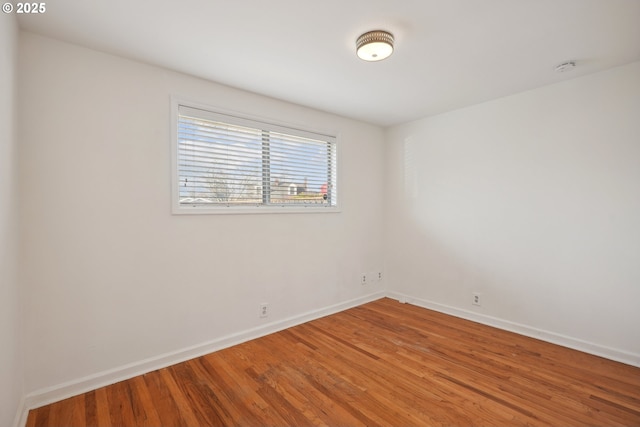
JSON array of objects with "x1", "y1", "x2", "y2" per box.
[
  {"x1": 385, "y1": 61, "x2": 640, "y2": 363},
  {"x1": 18, "y1": 32, "x2": 385, "y2": 397},
  {"x1": 0, "y1": 12, "x2": 23, "y2": 427}
]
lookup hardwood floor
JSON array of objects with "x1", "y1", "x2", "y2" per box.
[{"x1": 27, "y1": 298, "x2": 640, "y2": 426}]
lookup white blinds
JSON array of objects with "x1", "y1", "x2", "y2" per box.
[{"x1": 177, "y1": 106, "x2": 337, "y2": 208}]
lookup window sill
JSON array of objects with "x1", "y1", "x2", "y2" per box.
[{"x1": 172, "y1": 205, "x2": 341, "y2": 215}]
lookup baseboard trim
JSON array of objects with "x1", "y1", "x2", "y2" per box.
[
  {"x1": 22, "y1": 291, "x2": 385, "y2": 414},
  {"x1": 386, "y1": 291, "x2": 640, "y2": 368},
  {"x1": 19, "y1": 288, "x2": 640, "y2": 426}
]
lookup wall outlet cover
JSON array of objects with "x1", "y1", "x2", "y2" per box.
[{"x1": 472, "y1": 293, "x2": 482, "y2": 306}]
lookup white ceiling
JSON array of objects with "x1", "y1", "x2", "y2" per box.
[{"x1": 17, "y1": 0, "x2": 640, "y2": 127}]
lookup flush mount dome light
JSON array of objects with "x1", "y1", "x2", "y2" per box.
[{"x1": 356, "y1": 30, "x2": 394, "y2": 61}]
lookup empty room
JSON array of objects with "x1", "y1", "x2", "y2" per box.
[{"x1": 1, "y1": 0, "x2": 639, "y2": 426}]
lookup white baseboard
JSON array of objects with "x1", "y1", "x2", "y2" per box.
[
  {"x1": 18, "y1": 288, "x2": 640, "y2": 427},
  {"x1": 22, "y1": 291, "x2": 385, "y2": 416},
  {"x1": 386, "y1": 291, "x2": 640, "y2": 368}
]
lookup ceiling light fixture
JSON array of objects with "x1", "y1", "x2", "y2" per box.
[{"x1": 356, "y1": 30, "x2": 394, "y2": 62}]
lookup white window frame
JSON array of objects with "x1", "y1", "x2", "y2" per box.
[{"x1": 171, "y1": 98, "x2": 340, "y2": 215}]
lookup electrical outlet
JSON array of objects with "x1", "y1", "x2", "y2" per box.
[
  {"x1": 377, "y1": 271, "x2": 383, "y2": 281},
  {"x1": 472, "y1": 293, "x2": 482, "y2": 306},
  {"x1": 259, "y1": 303, "x2": 269, "y2": 318},
  {"x1": 361, "y1": 274, "x2": 367, "y2": 285}
]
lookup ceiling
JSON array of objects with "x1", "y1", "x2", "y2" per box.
[{"x1": 17, "y1": 0, "x2": 640, "y2": 127}]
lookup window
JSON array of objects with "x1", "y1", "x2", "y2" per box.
[{"x1": 173, "y1": 103, "x2": 338, "y2": 213}]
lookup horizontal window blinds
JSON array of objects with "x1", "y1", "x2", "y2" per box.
[{"x1": 177, "y1": 105, "x2": 337, "y2": 208}]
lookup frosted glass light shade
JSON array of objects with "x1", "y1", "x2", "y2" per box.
[{"x1": 356, "y1": 31, "x2": 394, "y2": 61}]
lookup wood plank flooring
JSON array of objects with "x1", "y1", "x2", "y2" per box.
[{"x1": 27, "y1": 298, "x2": 640, "y2": 426}]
